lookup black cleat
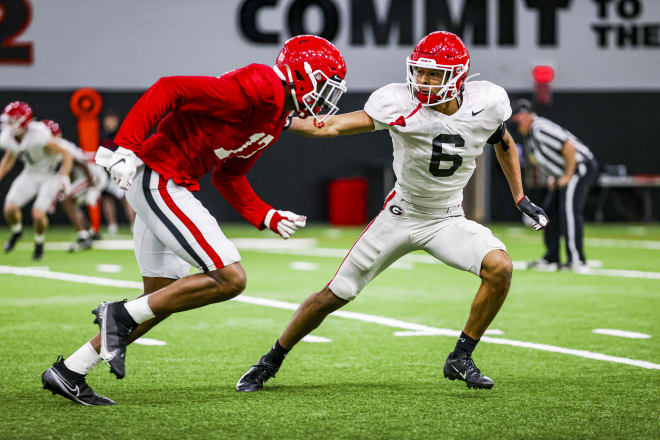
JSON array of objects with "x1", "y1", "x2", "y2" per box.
[
  {"x1": 41, "y1": 356, "x2": 115, "y2": 406},
  {"x1": 4, "y1": 229, "x2": 23, "y2": 253},
  {"x1": 92, "y1": 301, "x2": 135, "y2": 379},
  {"x1": 90, "y1": 231, "x2": 102, "y2": 241},
  {"x1": 443, "y1": 352, "x2": 494, "y2": 389},
  {"x1": 69, "y1": 236, "x2": 92, "y2": 252},
  {"x1": 236, "y1": 355, "x2": 280, "y2": 392},
  {"x1": 32, "y1": 242, "x2": 44, "y2": 260}
]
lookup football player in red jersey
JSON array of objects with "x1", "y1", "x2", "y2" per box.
[{"x1": 41, "y1": 35, "x2": 347, "y2": 406}]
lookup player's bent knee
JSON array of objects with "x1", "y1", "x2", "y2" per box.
[
  {"x1": 208, "y1": 263, "x2": 247, "y2": 298},
  {"x1": 31, "y1": 208, "x2": 46, "y2": 220},
  {"x1": 483, "y1": 251, "x2": 513, "y2": 286}
]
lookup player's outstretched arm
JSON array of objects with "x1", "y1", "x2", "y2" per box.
[
  {"x1": 493, "y1": 128, "x2": 524, "y2": 203},
  {"x1": 289, "y1": 110, "x2": 375, "y2": 138},
  {"x1": 494, "y1": 128, "x2": 548, "y2": 230}
]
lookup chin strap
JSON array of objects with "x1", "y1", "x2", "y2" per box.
[{"x1": 273, "y1": 65, "x2": 303, "y2": 116}]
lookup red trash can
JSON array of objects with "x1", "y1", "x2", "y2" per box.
[{"x1": 327, "y1": 177, "x2": 368, "y2": 226}]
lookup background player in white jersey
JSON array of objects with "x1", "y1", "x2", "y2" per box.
[
  {"x1": 43, "y1": 119, "x2": 101, "y2": 251},
  {"x1": 0, "y1": 102, "x2": 74, "y2": 260},
  {"x1": 237, "y1": 32, "x2": 548, "y2": 391}
]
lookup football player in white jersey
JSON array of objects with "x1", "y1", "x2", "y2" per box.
[
  {"x1": 237, "y1": 32, "x2": 548, "y2": 391},
  {"x1": 0, "y1": 102, "x2": 74, "y2": 260}
]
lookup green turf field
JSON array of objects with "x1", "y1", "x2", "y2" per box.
[{"x1": 0, "y1": 224, "x2": 658, "y2": 439}]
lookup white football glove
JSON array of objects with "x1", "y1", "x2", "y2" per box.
[
  {"x1": 264, "y1": 209, "x2": 307, "y2": 239},
  {"x1": 106, "y1": 147, "x2": 138, "y2": 190},
  {"x1": 86, "y1": 185, "x2": 101, "y2": 206},
  {"x1": 59, "y1": 174, "x2": 72, "y2": 196}
]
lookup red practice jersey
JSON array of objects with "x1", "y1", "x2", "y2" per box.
[{"x1": 114, "y1": 63, "x2": 288, "y2": 228}]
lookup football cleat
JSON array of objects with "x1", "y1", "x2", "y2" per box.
[
  {"x1": 443, "y1": 352, "x2": 494, "y2": 389},
  {"x1": 42, "y1": 356, "x2": 115, "y2": 406},
  {"x1": 92, "y1": 301, "x2": 135, "y2": 379},
  {"x1": 4, "y1": 229, "x2": 22, "y2": 253},
  {"x1": 69, "y1": 236, "x2": 93, "y2": 252},
  {"x1": 236, "y1": 355, "x2": 281, "y2": 392},
  {"x1": 32, "y1": 242, "x2": 44, "y2": 261}
]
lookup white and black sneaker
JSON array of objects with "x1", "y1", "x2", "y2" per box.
[
  {"x1": 443, "y1": 352, "x2": 494, "y2": 389},
  {"x1": 4, "y1": 230, "x2": 22, "y2": 253},
  {"x1": 42, "y1": 356, "x2": 115, "y2": 406},
  {"x1": 236, "y1": 356, "x2": 280, "y2": 392},
  {"x1": 92, "y1": 301, "x2": 136, "y2": 379}
]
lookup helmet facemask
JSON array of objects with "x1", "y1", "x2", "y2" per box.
[
  {"x1": 406, "y1": 57, "x2": 469, "y2": 106},
  {"x1": 300, "y1": 62, "x2": 347, "y2": 124},
  {"x1": 275, "y1": 62, "x2": 347, "y2": 125}
]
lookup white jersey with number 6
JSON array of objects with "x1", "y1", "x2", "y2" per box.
[{"x1": 364, "y1": 80, "x2": 511, "y2": 208}]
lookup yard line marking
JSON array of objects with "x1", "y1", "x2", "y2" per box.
[
  {"x1": 511, "y1": 261, "x2": 660, "y2": 280},
  {"x1": 586, "y1": 238, "x2": 660, "y2": 250},
  {"x1": 592, "y1": 329, "x2": 651, "y2": 339},
  {"x1": 96, "y1": 264, "x2": 122, "y2": 273},
  {"x1": 302, "y1": 335, "x2": 332, "y2": 343},
  {"x1": 1, "y1": 265, "x2": 658, "y2": 370},
  {"x1": 394, "y1": 329, "x2": 503, "y2": 337},
  {"x1": 289, "y1": 261, "x2": 320, "y2": 271},
  {"x1": 133, "y1": 337, "x2": 167, "y2": 346}
]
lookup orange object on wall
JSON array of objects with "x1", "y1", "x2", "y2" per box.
[
  {"x1": 327, "y1": 178, "x2": 368, "y2": 226},
  {"x1": 70, "y1": 88, "x2": 103, "y2": 233},
  {"x1": 69, "y1": 88, "x2": 103, "y2": 159}
]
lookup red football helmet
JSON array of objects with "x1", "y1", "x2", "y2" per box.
[
  {"x1": 42, "y1": 119, "x2": 62, "y2": 137},
  {"x1": 406, "y1": 32, "x2": 471, "y2": 106},
  {"x1": 274, "y1": 35, "x2": 347, "y2": 124},
  {"x1": 1, "y1": 101, "x2": 33, "y2": 132}
]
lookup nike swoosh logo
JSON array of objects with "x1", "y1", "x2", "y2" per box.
[
  {"x1": 452, "y1": 365, "x2": 467, "y2": 380},
  {"x1": 472, "y1": 109, "x2": 485, "y2": 116},
  {"x1": 108, "y1": 158, "x2": 125, "y2": 171},
  {"x1": 53, "y1": 370, "x2": 80, "y2": 396},
  {"x1": 105, "y1": 349, "x2": 120, "y2": 361}
]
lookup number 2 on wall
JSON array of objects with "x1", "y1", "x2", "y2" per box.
[
  {"x1": 0, "y1": 0, "x2": 32, "y2": 64},
  {"x1": 429, "y1": 134, "x2": 464, "y2": 177}
]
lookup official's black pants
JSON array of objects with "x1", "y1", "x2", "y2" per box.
[{"x1": 542, "y1": 159, "x2": 598, "y2": 265}]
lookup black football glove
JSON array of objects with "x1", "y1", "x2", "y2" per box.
[{"x1": 517, "y1": 196, "x2": 549, "y2": 231}]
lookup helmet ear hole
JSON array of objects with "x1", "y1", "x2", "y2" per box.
[{"x1": 294, "y1": 70, "x2": 305, "y2": 81}]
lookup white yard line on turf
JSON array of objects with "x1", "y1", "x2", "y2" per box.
[
  {"x1": 13, "y1": 238, "x2": 660, "y2": 280},
  {"x1": 133, "y1": 337, "x2": 167, "y2": 346},
  {"x1": 592, "y1": 329, "x2": 651, "y2": 339},
  {"x1": 1, "y1": 265, "x2": 658, "y2": 370},
  {"x1": 586, "y1": 237, "x2": 660, "y2": 250}
]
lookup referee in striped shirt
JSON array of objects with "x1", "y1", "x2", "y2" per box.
[{"x1": 511, "y1": 99, "x2": 598, "y2": 271}]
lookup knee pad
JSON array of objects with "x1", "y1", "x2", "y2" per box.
[{"x1": 328, "y1": 276, "x2": 359, "y2": 301}]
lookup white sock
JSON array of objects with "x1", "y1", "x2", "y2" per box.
[
  {"x1": 124, "y1": 295, "x2": 155, "y2": 324},
  {"x1": 108, "y1": 223, "x2": 118, "y2": 234},
  {"x1": 64, "y1": 342, "x2": 102, "y2": 375},
  {"x1": 77, "y1": 229, "x2": 90, "y2": 239},
  {"x1": 34, "y1": 234, "x2": 45, "y2": 244},
  {"x1": 10, "y1": 223, "x2": 22, "y2": 233}
]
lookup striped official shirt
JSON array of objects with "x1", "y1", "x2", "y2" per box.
[{"x1": 524, "y1": 116, "x2": 594, "y2": 178}]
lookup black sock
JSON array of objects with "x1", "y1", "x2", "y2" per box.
[
  {"x1": 115, "y1": 301, "x2": 138, "y2": 327},
  {"x1": 263, "y1": 340, "x2": 290, "y2": 365},
  {"x1": 452, "y1": 332, "x2": 479, "y2": 357}
]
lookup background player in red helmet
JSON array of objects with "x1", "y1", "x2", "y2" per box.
[
  {"x1": 41, "y1": 35, "x2": 347, "y2": 406},
  {"x1": 0, "y1": 103, "x2": 74, "y2": 260},
  {"x1": 237, "y1": 31, "x2": 548, "y2": 392}
]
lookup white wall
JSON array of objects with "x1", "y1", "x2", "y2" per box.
[{"x1": 1, "y1": 0, "x2": 659, "y2": 91}]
